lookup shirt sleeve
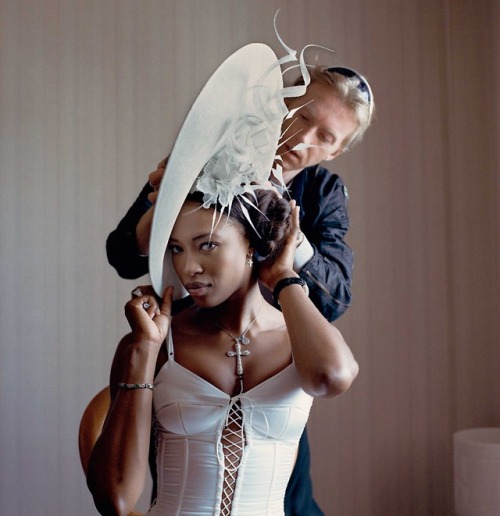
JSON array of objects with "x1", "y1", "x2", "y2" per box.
[
  {"x1": 293, "y1": 167, "x2": 354, "y2": 322},
  {"x1": 105, "y1": 182, "x2": 153, "y2": 279},
  {"x1": 293, "y1": 234, "x2": 315, "y2": 272}
]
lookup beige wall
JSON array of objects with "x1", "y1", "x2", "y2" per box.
[{"x1": 0, "y1": 0, "x2": 498, "y2": 514}]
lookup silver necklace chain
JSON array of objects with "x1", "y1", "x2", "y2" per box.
[{"x1": 212, "y1": 299, "x2": 264, "y2": 379}]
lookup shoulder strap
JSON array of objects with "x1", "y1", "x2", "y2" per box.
[{"x1": 167, "y1": 329, "x2": 175, "y2": 360}]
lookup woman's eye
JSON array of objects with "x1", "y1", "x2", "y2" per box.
[
  {"x1": 168, "y1": 245, "x2": 182, "y2": 255},
  {"x1": 201, "y1": 241, "x2": 218, "y2": 251}
]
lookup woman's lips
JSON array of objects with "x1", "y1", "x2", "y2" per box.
[{"x1": 184, "y1": 282, "x2": 211, "y2": 296}]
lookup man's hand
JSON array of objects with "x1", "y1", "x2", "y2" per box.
[{"x1": 135, "y1": 157, "x2": 168, "y2": 255}]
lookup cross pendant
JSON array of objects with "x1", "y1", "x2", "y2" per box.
[{"x1": 226, "y1": 338, "x2": 251, "y2": 376}]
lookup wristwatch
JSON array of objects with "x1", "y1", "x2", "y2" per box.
[{"x1": 273, "y1": 277, "x2": 309, "y2": 305}]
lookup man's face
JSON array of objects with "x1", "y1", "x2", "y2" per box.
[{"x1": 278, "y1": 81, "x2": 359, "y2": 178}]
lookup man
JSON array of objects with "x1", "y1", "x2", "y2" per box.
[{"x1": 106, "y1": 66, "x2": 374, "y2": 515}]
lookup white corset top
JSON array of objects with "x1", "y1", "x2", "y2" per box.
[{"x1": 146, "y1": 332, "x2": 313, "y2": 515}]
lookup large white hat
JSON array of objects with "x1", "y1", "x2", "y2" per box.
[{"x1": 149, "y1": 42, "x2": 297, "y2": 297}]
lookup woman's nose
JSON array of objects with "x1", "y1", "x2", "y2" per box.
[{"x1": 183, "y1": 253, "x2": 203, "y2": 276}]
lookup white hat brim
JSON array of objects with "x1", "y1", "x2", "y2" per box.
[{"x1": 149, "y1": 43, "x2": 284, "y2": 297}]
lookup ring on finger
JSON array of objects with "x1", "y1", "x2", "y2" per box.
[{"x1": 142, "y1": 302, "x2": 151, "y2": 310}]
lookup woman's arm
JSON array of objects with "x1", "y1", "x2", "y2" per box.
[
  {"x1": 87, "y1": 287, "x2": 172, "y2": 516},
  {"x1": 275, "y1": 276, "x2": 358, "y2": 398},
  {"x1": 259, "y1": 201, "x2": 358, "y2": 398}
]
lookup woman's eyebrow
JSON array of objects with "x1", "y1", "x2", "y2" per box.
[
  {"x1": 170, "y1": 232, "x2": 223, "y2": 243},
  {"x1": 193, "y1": 232, "x2": 217, "y2": 242}
]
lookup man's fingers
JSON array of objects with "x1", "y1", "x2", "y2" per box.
[
  {"x1": 149, "y1": 155, "x2": 169, "y2": 187},
  {"x1": 147, "y1": 190, "x2": 159, "y2": 204}
]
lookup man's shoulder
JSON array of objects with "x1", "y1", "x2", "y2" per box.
[
  {"x1": 299, "y1": 165, "x2": 343, "y2": 182},
  {"x1": 296, "y1": 165, "x2": 346, "y2": 197}
]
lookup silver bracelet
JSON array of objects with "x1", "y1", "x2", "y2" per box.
[{"x1": 118, "y1": 382, "x2": 154, "y2": 390}]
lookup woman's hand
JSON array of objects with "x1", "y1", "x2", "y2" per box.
[
  {"x1": 258, "y1": 200, "x2": 301, "y2": 291},
  {"x1": 125, "y1": 285, "x2": 173, "y2": 350},
  {"x1": 88, "y1": 283, "x2": 173, "y2": 515}
]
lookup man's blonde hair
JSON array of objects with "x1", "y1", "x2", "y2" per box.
[{"x1": 294, "y1": 66, "x2": 375, "y2": 150}]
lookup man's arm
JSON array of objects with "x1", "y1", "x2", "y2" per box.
[
  {"x1": 106, "y1": 182, "x2": 153, "y2": 279},
  {"x1": 107, "y1": 165, "x2": 353, "y2": 321},
  {"x1": 291, "y1": 166, "x2": 354, "y2": 323}
]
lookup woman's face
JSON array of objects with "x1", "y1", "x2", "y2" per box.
[{"x1": 168, "y1": 201, "x2": 253, "y2": 307}]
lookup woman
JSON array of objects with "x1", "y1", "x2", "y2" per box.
[{"x1": 87, "y1": 189, "x2": 359, "y2": 515}]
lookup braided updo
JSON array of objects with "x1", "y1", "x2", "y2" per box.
[
  {"x1": 233, "y1": 189, "x2": 292, "y2": 262},
  {"x1": 187, "y1": 189, "x2": 292, "y2": 263}
]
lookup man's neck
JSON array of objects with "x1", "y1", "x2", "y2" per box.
[{"x1": 280, "y1": 167, "x2": 303, "y2": 186}]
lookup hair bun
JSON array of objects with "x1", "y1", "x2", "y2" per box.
[{"x1": 250, "y1": 190, "x2": 291, "y2": 262}]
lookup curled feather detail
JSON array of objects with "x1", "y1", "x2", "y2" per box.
[
  {"x1": 190, "y1": 10, "x2": 334, "y2": 237},
  {"x1": 191, "y1": 11, "x2": 336, "y2": 240}
]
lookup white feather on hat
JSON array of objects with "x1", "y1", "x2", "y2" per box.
[
  {"x1": 147, "y1": 5, "x2": 331, "y2": 297},
  {"x1": 149, "y1": 42, "x2": 296, "y2": 297}
]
